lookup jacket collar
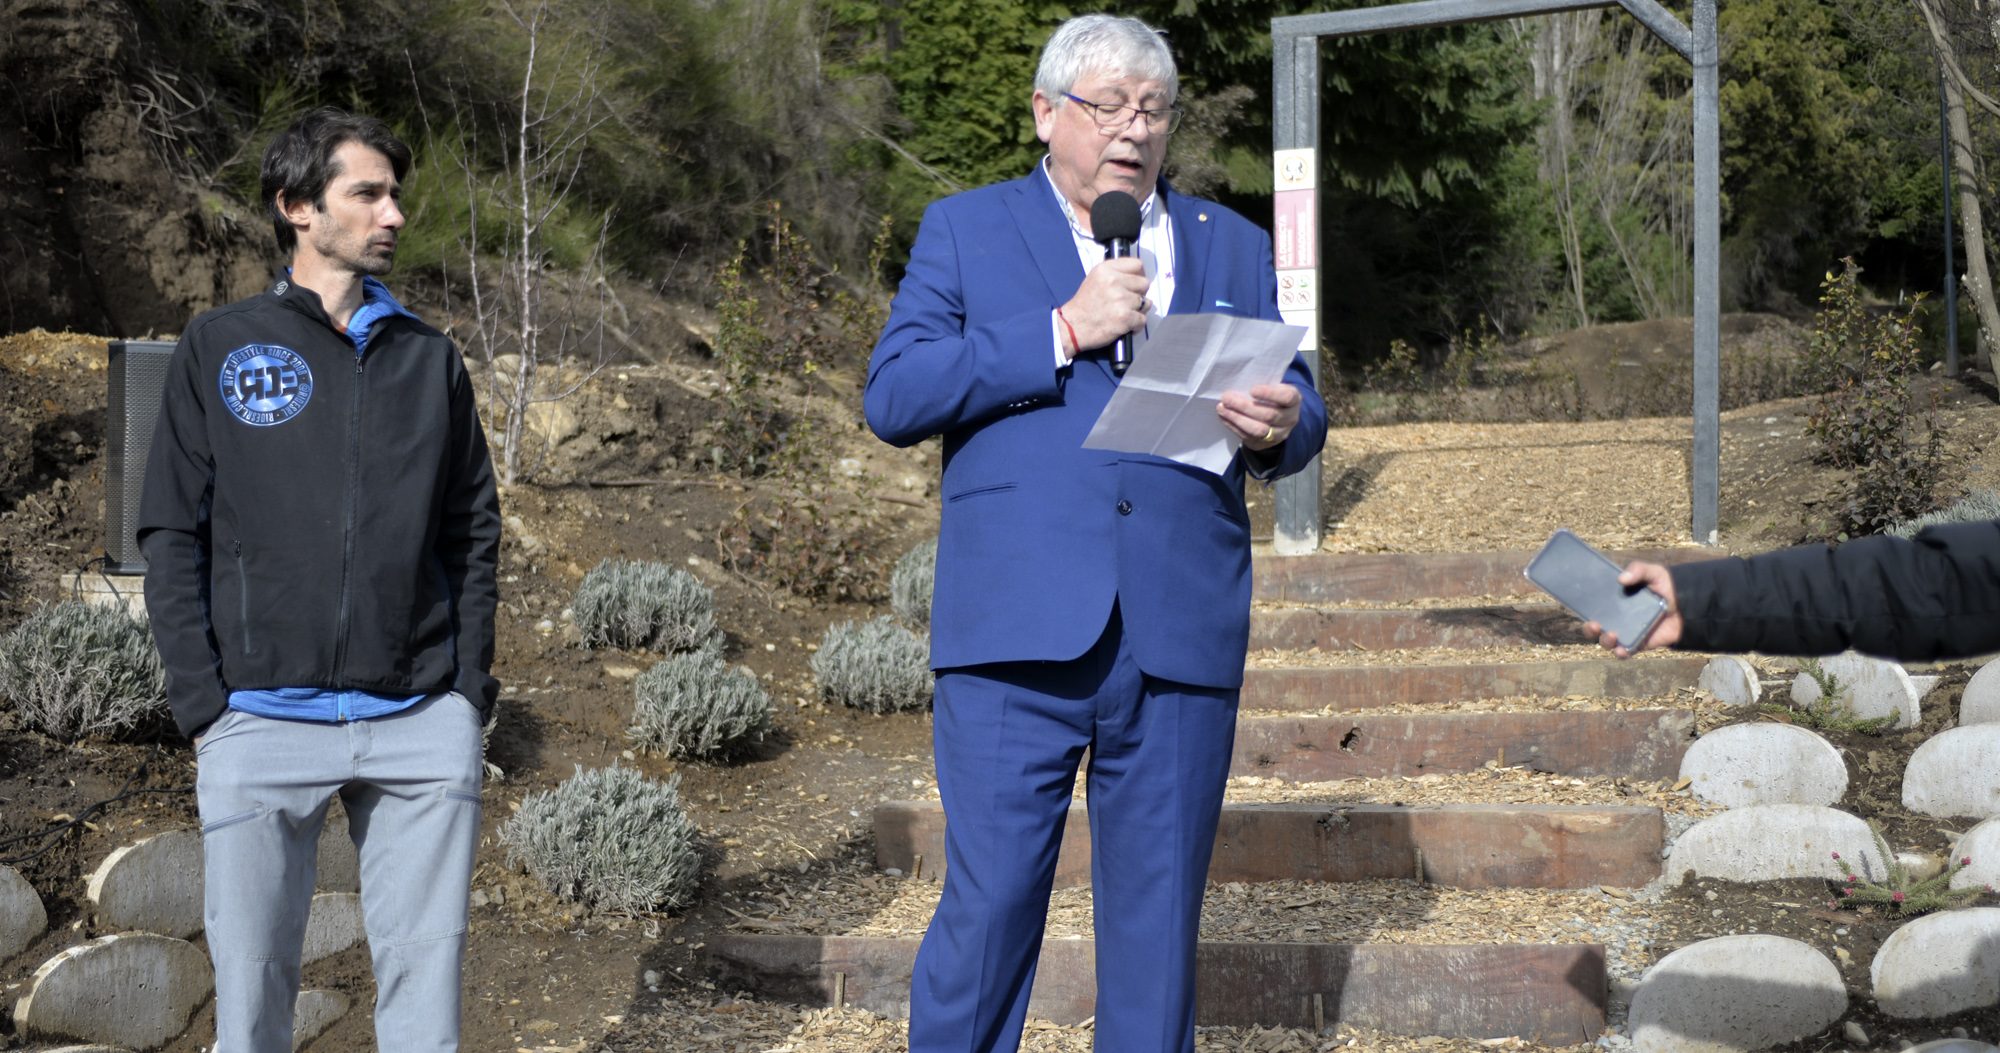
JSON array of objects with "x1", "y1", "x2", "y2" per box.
[{"x1": 1004, "y1": 166, "x2": 1213, "y2": 319}]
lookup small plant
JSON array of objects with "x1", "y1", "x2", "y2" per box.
[
  {"x1": 717, "y1": 483, "x2": 885, "y2": 602},
  {"x1": 1801, "y1": 259, "x2": 1960, "y2": 538},
  {"x1": 890, "y1": 537, "x2": 937, "y2": 631},
  {"x1": 573, "y1": 559, "x2": 720, "y2": 653},
  {"x1": 628, "y1": 653, "x2": 772, "y2": 760},
  {"x1": 500, "y1": 765, "x2": 701, "y2": 915},
  {"x1": 812, "y1": 616, "x2": 931, "y2": 713},
  {"x1": 1887, "y1": 488, "x2": 2000, "y2": 539},
  {"x1": 1829, "y1": 824, "x2": 1988, "y2": 916},
  {"x1": 0, "y1": 600, "x2": 167, "y2": 740},
  {"x1": 1757, "y1": 658, "x2": 1895, "y2": 734}
]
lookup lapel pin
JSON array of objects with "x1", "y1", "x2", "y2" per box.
[{"x1": 1198, "y1": 212, "x2": 1209, "y2": 222}]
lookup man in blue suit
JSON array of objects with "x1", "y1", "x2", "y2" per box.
[{"x1": 864, "y1": 14, "x2": 1328, "y2": 1053}]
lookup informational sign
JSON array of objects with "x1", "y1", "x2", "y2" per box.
[
  {"x1": 1273, "y1": 148, "x2": 1316, "y2": 191},
  {"x1": 1274, "y1": 189, "x2": 1316, "y2": 271},
  {"x1": 1273, "y1": 148, "x2": 1319, "y2": 355}
]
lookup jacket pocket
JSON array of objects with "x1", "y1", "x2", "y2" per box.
[{"x1": 946, "y1": 482, "x2": 1018, "y2": 503}]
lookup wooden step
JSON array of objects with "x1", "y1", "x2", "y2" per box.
[
  {"x1": 1240, "y1": 656, "x2": 1705, "y2": 712},
  {"x1": 706, "y1": 934, "x2": 1605, "y2": 1045},
  {"x1": 1253, "y1": 547, "x2": 1710, "y2": 604},
  {"x1": 1251, "y1": 604, "x2": 1594, "y2": 650},
  {"x1": 874, "y1": 801, "x2": 1663, "y2": 889},
  {"x1": 1231, "y1": 709, "x2": 1694, "y2": 782}
]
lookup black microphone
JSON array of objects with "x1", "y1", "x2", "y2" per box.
[{"x1": 1089, "y1": 190, "x2": 1143, "y2": 375}]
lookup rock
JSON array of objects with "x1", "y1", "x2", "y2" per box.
[
  {"x1": 1905, "y1": 725, "x2": 2000, "y2": 818},
  {"x1": 524, "y1": 400, "x2": 581, "y2": 446},
  {"x1": 1665, "y1": 804, "x2": 1883, "y2": 883},
  {"x1": 1950, "y1": 818, "x2": 2000, "y2": 891},
  {"x1": 1898, "y1": 1042, "x2": 2000, "y2": 1053},
  {"x1": 299, "y1": 892, "x2": 364, "y2": 966},
  {"x1": 1895, "y1": 850, "x2": 1946, "y2": 881},
  {"x1": 1871, "y1": 907, "x2": 2000, "y2": 1018},
  {"x1": 1791, "y1": 651, "x2": 1919, "y2": 729},
  {"x1": 1842, "y1": 1020, "x2": 1869, "y2": 1045},
  {"x1": 13, "y1": 933, "x2": 212, "y2": 1049},
  {"x1": 1679, "y1": 723, "x2": 1846, "y2": 808},
  {"x1": 41, "y1": 1046, "x2": 135, "y2": 1052},
  {"x1": 1696, "y1": 656, "x2": 1761, "y2": 707},
  {"x1": 836, "y1": 457, "x2": 863, "y2": 477},
  {"x1": 316, "y1": 806, "x2": 359, "y2": 893},
  {"x1": 1628, "y1": 935, "x2": 1845, "y2": 1053},
  {"x1": 86, "y1": 830, "x2": 204, "y2": 939},
  {"x1": 0, "y1": 864, "x2": 49, "y2": 962},
  {"x1": 292, "y1": 989, "x2": 349, "y2": 1050},
  {"x1": 1962, "y1": 658, "x2": 2000, "y2": 726}
]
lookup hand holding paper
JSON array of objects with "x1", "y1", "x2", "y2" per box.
[{"x1": 1081, "y1": 313, "x2": 1308, "y2": 474}]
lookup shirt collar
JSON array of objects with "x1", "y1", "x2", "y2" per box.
[{"x1": 1040, "y1": 156, "x2": 1161, "y2": 242}]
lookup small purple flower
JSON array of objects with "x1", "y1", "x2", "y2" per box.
[
  {"x1": 1831, "y1": 851, "x2": 1841, "y2": 860},
  {"x1": 1892, "y1": 891, "x2": 1906, "y2": 903}
]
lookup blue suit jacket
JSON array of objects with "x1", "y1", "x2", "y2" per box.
[{"x1": 865, "y1": 169, "x2": 1329, "y2": 689}]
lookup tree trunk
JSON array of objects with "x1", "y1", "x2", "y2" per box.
[{"x1": 1941, "y1": 70, "x2": 2000, "y2": 379}]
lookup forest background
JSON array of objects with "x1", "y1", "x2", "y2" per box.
[{"x1": 6, "y1": 0, "x2": 2000, "y2": 381}]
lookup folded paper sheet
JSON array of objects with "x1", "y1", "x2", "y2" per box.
[{"x1": 1082, "y1": 313, "x2": 1308, "y2": 475}]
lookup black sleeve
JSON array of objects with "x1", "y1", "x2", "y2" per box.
[
  {"x1": 438, "y1": 355, "x2": 502, "y2": 715},
  {"x1": 1671, "y1": 520, "x2": 2000, "y2": 661},
  {"x1": 137, "y1": 331, "x2": 229, "y2": 739}
]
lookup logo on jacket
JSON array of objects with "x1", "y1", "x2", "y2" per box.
[{"x1": 219, "y1": 345, "x2": 314, "y2": 427}]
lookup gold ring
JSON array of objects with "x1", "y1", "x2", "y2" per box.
[{"x1": 1262, "y1": 424, "x2": 1277, "y2": 443}]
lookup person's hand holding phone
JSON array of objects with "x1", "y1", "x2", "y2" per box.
[{"x1": 1586, "y1": 561, "x2": 1684, "y2": 656}]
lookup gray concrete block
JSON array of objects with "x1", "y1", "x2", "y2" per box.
[
  {"x1": 315, "y1": 804, "x2": 359, "y2": 893},
  {"x1": 292, "y1": 988, "x2": 349, "y2": 1051},
  {"x1": 42, "y1": 1046, "x2": 136, "y2": 1052},
  {"x1": 1629, "y1": 935, "x2": 1845, "y2": 1053},
  {"x1": 1871, "y1": 907, "x2": 2000, "y2": 1019},
  {"x1": 1665, "y1": 804, "x2": 1884, "y2": 884},
  {"x1": 1679, "y1": 723, "x2": 1847, "y2": 808},
  {"x1": 1898, "y1": 1041, "x2": 2000, "y2": 1052},
  {"x1": 1905, "y1": 726, "x2": 2000, "y2": 819},
  {"x1": 1963, "y1": 658, "x2": 2000, "y2": 726},
  {"x1": 86, "y1": 830, "x2": 203, "y2": 940},
  {"x1": 1950, "y1": 818, "x2": 2000, "y2": 892},
  {"x1": 0, "y1": 864, "x2": 48, "y2": 962},
  {"x1": 1697, "y1": 656, "x2": 1761, "y2": 707},
  {"x1": 1791, "y1": 651, "x2": 1919, "y2": 729},
  {"x1": 13, "y1": 932, "x2": 212, "y2": 1050},
  {"x1": 299, "y1": 892, "x2": 364, "y2": 966}
]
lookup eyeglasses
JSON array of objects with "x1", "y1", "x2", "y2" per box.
[{"x1": 1063, "y1": 92, "x2": 1183, "y2": 135}]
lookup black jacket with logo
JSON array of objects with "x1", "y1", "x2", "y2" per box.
[
  {"x1": 1672, "y1": 520, "x2": 2000, "y2": 661},
  {"x1": 138, "y1": 276, "x2": 501, "y2": 739}
]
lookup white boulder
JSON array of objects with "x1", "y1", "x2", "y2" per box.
[
  {"x1": 1871, "y1": 907, "x2": 2000, "y2": 1018},
  {"x1": 1697, "y1": 656, "x2": 1762, "y2": 707},
  {"x1": 300, "y1": 892, "x2": 365, "y2": 965},
  {"x1": 0, "y1": 864, "x2": 48, "y2": 962},
  {"x1": 1679, "y1": 723, "x2": 1847, "y2": 808},
  {"x1": 86, "y1": 830, "x2": 204, "y2": 939},
  {"x1": 1791, "y1": 651, "x2": 1919, "y2": 729},
  {"x1": 1629, "y1": 935, "x2": 1846, "y2": 1053},
  {"x1": 1951, "y1": 818, "x2": 2000, "y2": 892},
  {"x1": 13, "y1": 933, "x2": 212, "y2": 1050},
  {"x1": 1905, "y1": 725, "x2": 2000, "y2": 818},
  {"x1": 1962, "y1": 658, "x2": 2000, "y2": 726},
  {"x1": 1665, "y1": 804, "x2": 1883, "y2": 883}
]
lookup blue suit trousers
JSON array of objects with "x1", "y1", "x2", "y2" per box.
[{"x1": 909, "y1": 607, "x2": 1239, "y2": 1053}]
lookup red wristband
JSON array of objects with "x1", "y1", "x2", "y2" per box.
[{"x1": 1055, "y1": 307, "x2": 1080, "y2": 359}]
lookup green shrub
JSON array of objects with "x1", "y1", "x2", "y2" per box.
[
  {"x1": 890, "y1": 537, "x2": 936, "y2": 631},
  {"x1": 811, "y1": 616, "x2": 931, "y2": 713},
  {"x1": 500, "y1": 765, "x2": 701, "y2": 914},
  {"x1": 629, "y1": 653, "x2": 772, "y2": 759},
  {"x1": 1887, "y1": 489, "x2": 2000, "y2": 539},
  {"x1": 1802, "y1": 259, "x2": 1960, "y2": 537},
  {"x1": 1831, "y1": 821, "x2": 1986, "y2": 916},
  {"x1": 573, "y1": 559, "x2": 720, "y2": 653},
  {"x1": 0, "y1": 601, "x2": 167, "y2": 740}
]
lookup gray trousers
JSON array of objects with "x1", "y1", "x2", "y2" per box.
[{"x1": 196, "y1": 692, "x2": 484, "y2": 1052}]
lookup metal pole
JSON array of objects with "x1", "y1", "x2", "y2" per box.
[
  {"x1": 1942, "y1": 65, "x2": 1960, "y2": 376},
  {"x1": 1273, "y1": 30, "x2": 1323, "y2": 555},
  {"x1": 1690, "y1": 0, "x2": 1720, "y2": 544}
]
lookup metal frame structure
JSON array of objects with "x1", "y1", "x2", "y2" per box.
[{"x1": 1270, "y1": 0, "x2": 1721, "y2": 553}]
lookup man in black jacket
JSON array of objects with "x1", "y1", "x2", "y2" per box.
[
  {"x1": 138, "y1": 108, "x2": 500, "y2": 1052},
  {"x1": 1594, "y1": 521, "x2": 2000, "y2": 661}
]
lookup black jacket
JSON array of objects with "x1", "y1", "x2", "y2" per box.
[
  {"x1": 138, "y1": 276, "x2": 501, "y2": 739},
  {"x1": 1672, "y1": 520, "x2": 2000, "y2": 661}
]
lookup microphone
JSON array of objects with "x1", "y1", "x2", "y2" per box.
[{"x1": 1089, "y1": 190, "x2": 1143, "y2": 375}]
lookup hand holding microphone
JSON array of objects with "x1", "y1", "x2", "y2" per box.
[{"x1": 1056, "y1": 191, "x2": 1148, "y2": 367}]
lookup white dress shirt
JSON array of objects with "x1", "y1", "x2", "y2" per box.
[{"x1": 1042, "y1": 157, "x2": 1176, "y2": 369}]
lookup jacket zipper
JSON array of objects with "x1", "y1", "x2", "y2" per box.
[
  {"x1": 234, "y1": 540, "x2": 251, "y2": 655},
  {"x1": 331, "y1": 351, "x2": 365, "y2": 689}
]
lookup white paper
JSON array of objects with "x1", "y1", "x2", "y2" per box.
[{"x1": 1082, "y1": 313, "x2": 1307, "y2": 474}]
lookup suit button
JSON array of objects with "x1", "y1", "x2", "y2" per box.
[{"x1": 1116, "y1": 500, "x2": 1133, "y2": 515}]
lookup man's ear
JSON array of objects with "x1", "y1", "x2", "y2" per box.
[
  {"x1": 276, "y1": 190, "x2": 315, "y2": 237},
  {"x1": 1031, "y1": 90, "x2": 1057, "y2": 145}
]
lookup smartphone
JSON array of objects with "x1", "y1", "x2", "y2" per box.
[{"x1": 1524, "y1": 528, "x2": 1667, "y2": 649}]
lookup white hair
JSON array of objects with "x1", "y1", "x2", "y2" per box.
[{"x1": 1034, "y1": 14, "x2": 1178, "y2": 105}]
